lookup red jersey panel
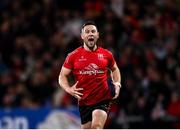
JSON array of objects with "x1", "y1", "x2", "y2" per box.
[{"x1": 63, "y1": 46, "x2": 115, "y2": 106}]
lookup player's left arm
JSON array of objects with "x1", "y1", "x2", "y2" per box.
[{"x1": 110, "y1": 63, "x2": 121, "y2": 99}]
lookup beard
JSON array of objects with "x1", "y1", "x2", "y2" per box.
[{"x1": 84, "y1": 39, "x2": 97, "y2": 50}]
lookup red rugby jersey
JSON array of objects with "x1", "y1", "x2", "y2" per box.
[{"x1": 63, "y1": 46, "x2": 115, "y2": 106}]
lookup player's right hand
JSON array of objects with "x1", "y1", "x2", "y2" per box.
[{"x1": 67, "y1": 81, "x2": 83, "y2": 100}]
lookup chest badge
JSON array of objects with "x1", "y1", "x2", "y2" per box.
[{"x1": 98, "y1": 54, "x2": 104, "y2": 59}]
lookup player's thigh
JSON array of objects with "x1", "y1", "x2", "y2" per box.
[
  {"x1": 91, "y1": 109, "x2": 107, "y2": 129},
  {"x1": 81, "y1": 121, "x2": 91, "y2": 129}
]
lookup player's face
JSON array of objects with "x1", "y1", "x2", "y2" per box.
[{"x1": 81, "y1": 25, "x2": 99, "y2": 50}]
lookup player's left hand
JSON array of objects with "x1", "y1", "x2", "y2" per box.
[{"x1": 112, "y1": 82, "x2": 121, "y2": 99}]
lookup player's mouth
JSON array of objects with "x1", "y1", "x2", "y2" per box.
[{"x1": 88, "y1": 38, "x2": 95, "y2": 42}]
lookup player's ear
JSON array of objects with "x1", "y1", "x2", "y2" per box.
[
  {"x1": 97, "y1": 32, "x2": 99, "y2": 39},
  {"x1": 81, "y1": 31, "x2": 84, "y2": 40}
]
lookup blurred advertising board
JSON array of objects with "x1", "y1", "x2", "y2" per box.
[{"x1": 0, "y1": 107, "x2": 80, "y2": 129}]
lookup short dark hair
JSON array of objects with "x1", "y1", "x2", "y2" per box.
[{"x1": 81, "y1": 20, "x2": 97, "y2": 30}]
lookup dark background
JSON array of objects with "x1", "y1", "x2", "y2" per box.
[{"x1": 0, "y1": 0, "x2": 179, "y2": 128}]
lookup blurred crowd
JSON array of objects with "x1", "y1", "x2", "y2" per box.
[{"x1": 0, "y1": 0, "x2": 180, "y2": 128}]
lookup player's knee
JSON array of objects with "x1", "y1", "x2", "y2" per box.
[
  {"x1": 91, "y1": 122, "x2": 103, "y2": 129},
  {"x1": 91, "y1": 109, "x2": 107, "y2": 129}
]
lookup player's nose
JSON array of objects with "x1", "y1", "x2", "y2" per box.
[{"x1": 89, "y1": 31, "x2": 94, "y2": 35}]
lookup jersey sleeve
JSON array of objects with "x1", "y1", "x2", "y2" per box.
[
  {"x1": 63, "y1": 53, "x2": 74, "y2": 69},
  {"x1": 107, "y1": 51, "x2": 116, "y2": 69}
]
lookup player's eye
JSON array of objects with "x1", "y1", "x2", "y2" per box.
[
  {"x1": 85, "y1": 30, "x2": 90, "y2": 33},
  {"x1": 91, "y1": 30, "x2": 96, "y2": 33}
]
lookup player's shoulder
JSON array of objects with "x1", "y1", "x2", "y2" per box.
[
  {"x1": 98, "y1": 47, "x2": 113, "y2": 55},
  {"x1": 67, "y1": 47, "x2": 82, "y2": 56}
]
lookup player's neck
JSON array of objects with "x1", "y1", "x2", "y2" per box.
[{"x1": 83, "y1": 44, "x2": 97, "y2": 52}]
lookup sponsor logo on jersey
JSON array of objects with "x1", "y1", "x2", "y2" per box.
[
  {"x1": 79, "y1": 56, "x2": 87, "y2": 61},
  {"x1": 79, "y1": 63, "x2": 104, "y2": 75}
]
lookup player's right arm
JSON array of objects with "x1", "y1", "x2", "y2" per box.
[{"x1": 59, "y1": 67, "x2": 83, "y2": 100}]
